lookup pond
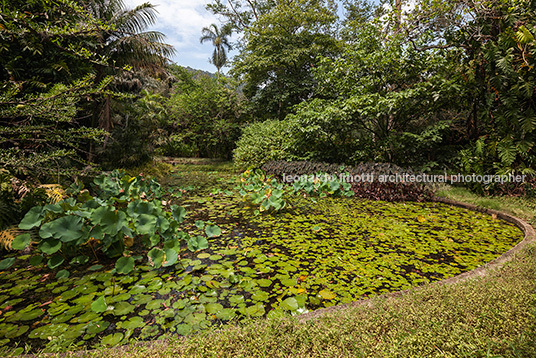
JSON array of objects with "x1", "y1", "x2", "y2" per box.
[{"x1": 0, "y1": 177, "x2": 524, "y2": 355}]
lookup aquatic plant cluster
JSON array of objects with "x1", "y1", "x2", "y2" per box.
[
  {"x1": 186, "y1": 195, "x2": 522, "y2": 305},
  {"x1": 238, "y1": 169, "x2": 353, "y2": 214},
  {"x1": 0, "y1": 169, "x2": 524, "y2": 354},
  {"x1": 3, "y1": 171, "x2": 219, "y2": 276},
  {"x1": 262, "y1": 161, "x2": 435, "y2": 201}
]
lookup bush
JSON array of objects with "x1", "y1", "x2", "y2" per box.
[
  {"x1": 96, "y1": 92, "x2": 165, "y2": 169},
  {"x1": 164, "y1": 74, "x2": 246, "y2": 159},
  {"x1": 233, "y1": 120, "x2": 299, "y2": 169},
  {"x1": 262, "y1": 160, "x2": 435, "y2": 202}
]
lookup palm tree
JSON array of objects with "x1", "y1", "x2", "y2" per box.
[
  {"x1": 80, "y1": 0, "x2": 175, "y2": 154},
  {"x1": 83, "y1": 0, "x2": 175, "y2": 83},
  {"x1": 200, "y1": 24, "x2": 233, "y2": 74}
]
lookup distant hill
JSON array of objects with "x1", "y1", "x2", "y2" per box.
[{"x1": 182, "y1": 66, "x2": 217, "y2": 79}]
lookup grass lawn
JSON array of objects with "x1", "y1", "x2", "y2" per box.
[{"x1": 42, "y1": 184, "x2": 536, "y2": 358}]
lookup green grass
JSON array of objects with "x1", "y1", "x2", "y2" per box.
[
  {"x1": 436, "y1": 184, "x2": 536, "y2": 227},
  {"x1": 37, "y1": 184, "x2": 536, "y2": 358}
]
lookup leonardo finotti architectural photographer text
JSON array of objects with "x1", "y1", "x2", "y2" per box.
[{"x1": 282, "y1": 173, "x2": 527, "y2": 185}]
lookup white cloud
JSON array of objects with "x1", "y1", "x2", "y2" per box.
[{"x1": 123, "y1": 0, "x2": 223, "y2": 71}]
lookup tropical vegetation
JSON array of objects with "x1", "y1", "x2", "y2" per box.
[{"x1": 1, "y1": 0, "x2": 536, "y2": 355}]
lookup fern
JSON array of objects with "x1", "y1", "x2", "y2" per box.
[
  {"x1": 39, "y1": 184, "x2": 65, "y2": 204},
  {"x1": 0, "y1": 199, "x2": 18, "y2": 231},
  {"x1": 516, "y1": 26, "x2": 535, "y2": 45}
]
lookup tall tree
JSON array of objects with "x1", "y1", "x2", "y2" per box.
[
  {"x1": 231, "y1": 0, "x2": 340, "y2": 120},
  {"x1": 405, "y1": 0, "x2": 536, "y2": 175},
  {"x1": 79, "y1": 0, "x2": 175, "y2": 156},
  {"x1": 200, "y1": 24, "x2": 233, "y2": 74},
  {"x1": 81, "y1": 0, "x2": 175, "y2": 82},
  {"x1": 0, "y1": 0, "x2": 110, "y2": 179}
]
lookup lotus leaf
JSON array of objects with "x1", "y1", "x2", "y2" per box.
[
  {"x1": 280, "y1": 297, "x2": 299, "y2": 311},
  {"x1": 84, "y1": 320, "x2": 110, "y2": 336},
  {"x1": 0, "y1": 258, "x2": 15, "y2": 270},
  {"x1": 139, "y1": 325, "x2": 159, "y2": 339},
  {"x1": 115, "y1": 256, "x2": 135, "y2": 274},
  {"x1": 118, "y1": 317, "x2": 144, "y2": 330},
  {"x1": 205, "y1": 225, "x2": 221, "y2": 238},
  {"x1": 319, "y1": 290, "x2": 337, "y2": 300},
  {"x1": 188, "y1": 236, "x2": 209, "y2": 251},
  {"x1": 148, "y1": 247, "x2": 165, "y2": 268},
  {"x1": 171, "y1": 205, "x2": 187, "y2": 223},
  {"x1": 18, "y1": 206, "x2": 46, "y2": 230},
  {"x1": 163, "y1": 248, "x2": 178, "y2": 267},
  {"x1": 113, "y1": 302, "x2": 135, "y2": 316},
  {"x1": 47, "y1": 255, "x2": 64, "y2": 269},
  {"x1": 28, "y1": 323, "x2": 68, "y2": 340},
  {"x1": 11, "y1": 234, "x2": 31, "y2": 250},
  {"x1": 39, "y1": 216, "x2": 84, "y2": 242},
  {"x1": 74, "y1": 311, "x2": 101, "y2": 323},
  {"x1": 55, "y1": 270, "x2": 70, "y2": 279},
  {"x1": 88, "y1": 264, "x2": 104, "y2": 271}
]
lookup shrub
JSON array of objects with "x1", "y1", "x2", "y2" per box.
[
  {"x1": 233, "y1": 120, "x2": 299, "y2": 169},
  {"x1": 165, "y1": 74, "x2": 246, "y2": 159}
]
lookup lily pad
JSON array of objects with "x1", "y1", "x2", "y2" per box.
[
  {"x1": 319, "y1": 289, "x2": 337, "y2": 300},
  {"x1": 101, "y1": 332, "x2": 123, "y2": 346},
  {"x1": 91, "y1": 296, "x2": 108, "y2": 313}
]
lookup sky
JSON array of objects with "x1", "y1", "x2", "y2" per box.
[
  {"x1": 123, "y1": 0, "x2": 228, "y2": 73},
  {"x1": 122, "y1": 0, "x2": 395, "y2": 74}
]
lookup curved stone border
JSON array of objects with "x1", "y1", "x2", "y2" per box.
[{"x1": 298, "y1": 197, "x2": 536, "y2": 321}]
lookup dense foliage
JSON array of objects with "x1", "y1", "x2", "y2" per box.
[
  {"x1": 220, "y1": 0, "x2": 536, "y2": 190},
  {"x1": 228, "y1": 0, "x2": 341, "y2": 119},
  {"x1": 233, "y1": 120, "x2": 298, "y2": 168},
  {"x1": 162, "y1": 71, "x2": 247, "y2": 159}
]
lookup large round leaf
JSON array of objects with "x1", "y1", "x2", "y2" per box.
[
  {"x1": 11, "y1": 233, "x2": 31, "y2": 250},
  {"x1": 205, "y1": 225, "x2": 222, "y2": 238},
  {"x1": 91, "y1": 296, "x2": 108, "y2": 313},
  {"x1": 156, "y1": 216, "x2": 170, "y2": 232},
  {"x1": 0, "y1": 258, "x2": 15, "y2": 270},
  {"x1": 171, "y1": 205, "x2": 186, "y2": 223},
  {"x1": 115, "y1": 256, "x2": 135, "y2": 274},
  {"x1": 187, "y1": 236, "x2": 209, "y2": 251},
  {"x1": 40, "y1": 216, "x2": 84, "y2": 242},
  {"x1": 162, "y1": 248, "x2": 178, "y2": 267},
  {"x1": 280, "y1": 297, "x2": 299, "y2": 311},
  {"x1": 91, "y1": 206, "x2": 128, "y2": 236},
  {"x1": 136, "y1": 214, "x2": 158, "y2": 235},
  {"x1": 127, "y1": 200, "x2": 155, "y2": 218},
  {"x1": 47, "y1": 255, "x2": 64, "y2": 269},
  {"x1": 38, "y1": 239, "x2": 61, "y2": 255},
  {"x1": 18, "y1": 206, "x2": 45, "y2": 230},
  {"x1": 55, "y1": 269, "x2": 70, "y2": 279},
  {"x1": 148, "y1": 247, "x2": 164, "y2": 268}
]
